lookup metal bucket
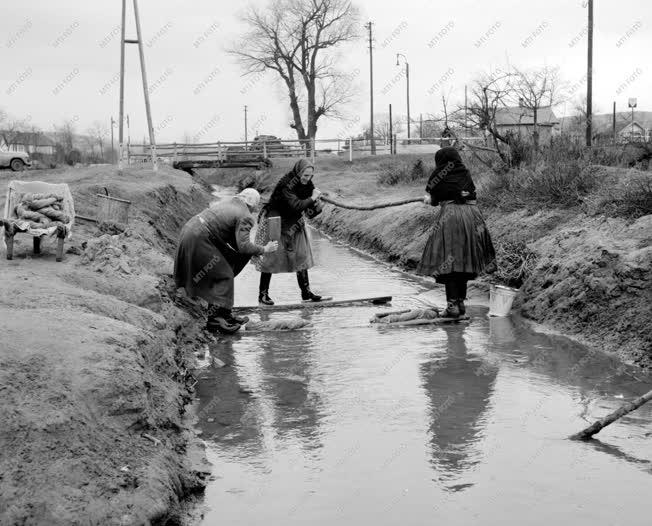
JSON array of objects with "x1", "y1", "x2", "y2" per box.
[{"x1": 488, "y1": 285, "x2": 518, "y2": 317}]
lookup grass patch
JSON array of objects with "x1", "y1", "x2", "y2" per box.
[
  {"x1": 376, "y1": 158, "x2": 433, "y2": 186},
  {"x1": 492, "y1": 240, "x2": 538, "y2": 289}
]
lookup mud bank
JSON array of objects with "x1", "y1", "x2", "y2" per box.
[
  {"x1": 0, "y1": 164, "x2": 214, "y2": 525},
  {"x1": 202, "y1": 157, "x2": 651, "y2": 368}
]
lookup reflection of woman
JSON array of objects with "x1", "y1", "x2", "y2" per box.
[
  {"x1": 417, "y1": 147, "x2": 495, "y2": 318},
  {"x1": 420, "y1": 327, "x2": 496, "y2": 488},
  {"x1": 255, "y1": 159, "x2": 324, "y2": 305},
  {"x1": 174, "y1": 189, "x2": 278, "y2": 333}
]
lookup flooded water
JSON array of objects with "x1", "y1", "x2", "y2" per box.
[{"x1": 194, "y1": 228, "x2": 652, "y2": 526}]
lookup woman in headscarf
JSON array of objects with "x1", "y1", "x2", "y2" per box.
[
  {"x1": 174, "y1": 188, "x2": 278, "y2": 334},
  {"x1": 255, "y1": 158, "x2": 324, "y2": 305},
  {"x1": 417, "y1": 147, "x2": 496, "y2": 318}
]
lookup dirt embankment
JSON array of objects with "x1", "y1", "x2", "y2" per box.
[
  {"x1": 200, "y1": 156, "x2": 651, "y2": 368},
  {"x1": 0, "y1": 164, "x2": 214, "y2": 525}
]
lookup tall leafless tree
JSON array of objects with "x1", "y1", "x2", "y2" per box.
[
  {"x1": 88, "y1": 121, "x2": 108, "y2": 161},
  {"x1": 510, "y1": 65, "x2": 562, "y2": 151},
  {"x1": 363, "y1": 113, "x2": 404, "y2": 142},
  {"x1": 231, "y1": 0, "x2": 360, "y2": 148}
]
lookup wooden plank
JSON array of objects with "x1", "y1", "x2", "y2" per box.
[
  {"x1": 374, "y1": 315, "x2": 470, "y2": 327},
  {"x1": 234, "y1": 295, "x2": 392, "y2": 313}
]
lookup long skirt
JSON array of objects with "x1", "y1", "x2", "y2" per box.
[
  {"x1": 174, "y1": 216, "x2": 249, "y2": 308},
  {"x1": 254, "y1": 210, "x2": 314, "y2": 274},
  {"x1": 416, "y1": 202, "x2": 495, "y2": 283}
]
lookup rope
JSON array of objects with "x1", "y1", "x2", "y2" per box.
[{"x1": 320, "y1": 195, "x2": 423, "y2": 211}]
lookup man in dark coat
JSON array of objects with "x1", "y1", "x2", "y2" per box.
[{"x1": 174, "y1": 189, "x2": 278, "y2": 333}]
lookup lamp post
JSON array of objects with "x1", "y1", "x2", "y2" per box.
[
  {"x1": 628, "y1": 98, "x2": 637, "y2": 142},
  {"x1": 396, "y1": 53, "x2": 410, "y2": 140}
]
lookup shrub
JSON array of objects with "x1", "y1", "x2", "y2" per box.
[
  {"x1": 376, "y1": 159, "x2": 432, "y2": 186},
  {"x1": 492, "y1": 240, "x2": 538, "y2": 289}
]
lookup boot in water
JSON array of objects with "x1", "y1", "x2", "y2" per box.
[
  {"x1": 440, "y1": 300, "x2": 460, "y2": 319},
  {"x1": 258, "y1": 291, "x2": 275, "y2": 306},
  {"x1": 207, "y1": 307, "x2": 242, "y2": 334}
]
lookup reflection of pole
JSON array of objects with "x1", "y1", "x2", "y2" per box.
[
  {"x1": 132, "y1": 0, "x2": 157, "y2": 171},
  {"x1": 118, "y1": 0, "x2": 126, "y2": 171},
  {"x1": 366, "y1": 22, "x2": 376, "y2": 155},
  {"x1": 586, "y1": 0, "x2": 593, "y2": 147}
]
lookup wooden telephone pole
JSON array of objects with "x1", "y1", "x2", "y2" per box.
[
  {"x1": 118, "y1": 0, "x2": 157, "y2": 172},
  {"x1": 586, "y1": 0, "x2": 593, "y2": 147},
  {"x1": 365, "y1": 21, "x2": 376, "y2": 155}
]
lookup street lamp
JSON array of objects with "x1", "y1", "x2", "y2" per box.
[
  {"x1": 628, "y1": 97, "x2": 637, "y2": 142},
  {"x1": 396, "y1": 53, "x2": 410, "y2": 140}
]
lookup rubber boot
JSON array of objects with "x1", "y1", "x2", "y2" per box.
[
  {"x1": 258, "y1": 273, "x2": 274, "y2": 305},
  {"x1": 207, "y1": 306, "x2": 242, "y2": 334},
  {"x1": 440, "y1": 281, "x2": 460, "y2": 318},
  {"x1": 457, "y1": 280, "x2": 467, "y2": 316},
  {"x1": 297, "y1": 270, "x2": 322, "y2": 302}
]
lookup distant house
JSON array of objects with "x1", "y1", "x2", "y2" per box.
[
  {"x1": 560, "y1": 110, "x2": 652, "y2": 144},
  {"x1": 0, "y1": 131, "x2": 56, "y2": 155},
  {"x1": 617, "y1": 121, "x2": 649, "y2": 142},
  {"x1": 494, "y1": 105, "x2": 561, "y2": 143}
]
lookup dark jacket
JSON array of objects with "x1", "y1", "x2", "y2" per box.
[
  {"x1": 426, "y1": 147, "x2": 477, "y2": 205},
  {"x1": 267, "y1": 159, "x2": 318, "y2": 231},
  {"x1": 199, "y1": 197, "x2": 264, "y2": 257}
]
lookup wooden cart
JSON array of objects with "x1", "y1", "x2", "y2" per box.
[{"x1": 2, "y1": 180, "x2": 75, "y2": 262}]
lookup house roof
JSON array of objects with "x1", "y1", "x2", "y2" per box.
[
  {"x1": 0, "y1": 131, "x2": 56, "y2": 147},
  {"x1": 617, "y1": 121, "x2": 646, "y2": 134},
  {"x1": 560, "y1": 111, "x2": 652, "y2": 135},
  {"x1": 495, "y1": 106, "x2": 560, "y2": 126}
]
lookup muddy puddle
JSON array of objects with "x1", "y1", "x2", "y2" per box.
[{"x1": 193, "y1": 228, "x2": 652, "y2": 525}]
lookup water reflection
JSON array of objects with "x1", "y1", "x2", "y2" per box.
[
  {"x1": 196, "y1": 338, "x2": 265, "y2": 458},
  {"x1": 420, "y1": 325, "x2": 497, "y2": 491},
  {"x1": 257, "y1": 310, "x2": 325, "y2": 453}
]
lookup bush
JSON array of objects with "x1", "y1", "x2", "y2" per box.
[
  {"x1": 376, "y1": 159, "x2": 432, "y2": 186},
  {"x1": 492, "y1": 240, "x2": 538, "y2": 288}
]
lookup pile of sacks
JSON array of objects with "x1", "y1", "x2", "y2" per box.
[{"x1": 15, "y1": 192, "x2": 70, "y2": 229}]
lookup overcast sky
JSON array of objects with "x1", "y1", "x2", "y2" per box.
[{"x1": 1, "y1": 0, "x2": 650, "y2": 143}]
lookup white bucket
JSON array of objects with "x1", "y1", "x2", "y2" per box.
[{"x1": 488, "y1": 285, "x2": 519, "y2": 317}]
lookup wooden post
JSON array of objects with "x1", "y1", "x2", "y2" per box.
[
  {"x1": 132, "y1": 0, "x2": 157, "y2": 171},
  {"x1": 5, "y1": 235, "x2": 14, "y2": 260},
  {"x1": 349, "y1": 137, "x2": 353, "y2": 163},
  {"x1": 571, "y1": 389, "x2": 652, "y2": 440},
  {"x1": 118, "y1": 0, "x2": 126, "y2": 173},
  {"x1": 33, "y1": 236, "x2": 41, "y2": 254},
  {"x1": 173, "y1": 142, "x2": 177, "y2": 164},
  {"x1": 311, "y1": 138, "x2": 316, "y2": 163},
  {"x1": 263, "y1": 141, "x2": 267, "y2": 160}
]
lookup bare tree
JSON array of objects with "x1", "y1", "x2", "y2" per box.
[
  {"x1": 231, "y1": 0, "x2": 360, "y2": 148},
  {"x1": 88, "y1": 121, "x2": 108, "y2": 161},
  {"x1": 54, "y1": 118, "x2": 77, "y2": 163},
  {"x1": 363, "y1": 112, "x2": 404, "y2": 142},
  {"x1": 451, "y1": 68, "x2": 514, "y2": 165},
  {"x1": 0, "y1": 111, "x2": 31, "y2": 151},
  {"x1": 510, "y1": 65, "x2": 562, "y2": 151}
]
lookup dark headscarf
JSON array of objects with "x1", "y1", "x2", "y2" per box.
[
  {"x1": 270, "y1": 159, "x2": 315, "y2": 204},
  {"x1": 426, "y1": 147, "x2": 476, "y2": 203}
]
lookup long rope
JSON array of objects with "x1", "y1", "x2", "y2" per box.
[{"x1": 320, "y1": 195, "x2": 423, "y2": 211}]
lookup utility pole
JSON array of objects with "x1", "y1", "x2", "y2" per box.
[
  {"x1": 389, "y1": 104, "x2": 393, "y2": 155},
  {"x1": 419, "y1": 113, "x2": 423, "y2": 140},
  {"x1": 612, "y1": 101, "x2": 616, "y2": 144},
  {"x1": 110, "y1": 116, "x2": 115, "y2": 163},
  {"x1": 244, "y1": 105, "x2": 248, "y2": 147},
  {"x1": 464, "y1": 85, "x2": 468, "y2": 131},
  {"x1": 118, "y1": 0, "x2": 126, "y2": 171},
  {"x1": 118, "y1": 0, "x2": 158, "y2": 172},
  {"x1": 365, "y1": 21, "x2": 376, "y2": 154},
  {"x1": 396, "y1": 54, "x2": 410, "y2": 140},
  {"x1": 586, "y1": 0, "x2": 593, "y2": 147}
]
